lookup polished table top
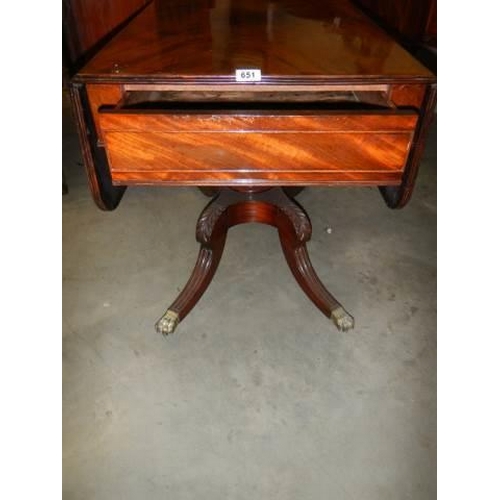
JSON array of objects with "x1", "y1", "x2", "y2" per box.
[{"x1": 77, "y1": 0, "x2": 434, "y2": 84}]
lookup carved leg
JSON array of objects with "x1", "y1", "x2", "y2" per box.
[
  {"x1": 155, "y1": 196, "x2": 229, "y2": 335},
  {"x1": 156, "y1": 187, "x2": 354, "y2": 335},
  {"x1": 275, "y1": 194, "x2": 355, "y2": 332}
]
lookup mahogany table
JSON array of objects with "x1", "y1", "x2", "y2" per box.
[{"x1": 70, "y1": 0, "x2": 436, "y2": 335}]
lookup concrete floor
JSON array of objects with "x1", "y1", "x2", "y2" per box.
[{"x1": 63, "y1": 92, "x2": 436, "y2": 500}]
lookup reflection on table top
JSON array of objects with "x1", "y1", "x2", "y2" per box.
[{"x1": 78, "y1": 0, "x2": 434, "y2": 83}]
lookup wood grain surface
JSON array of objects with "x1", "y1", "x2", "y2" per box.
[
  {"x1": 99, "y1": 111, "x2": 417, "y2": 185},
  {"x1": 75, "y1": 0, "x2": 435, "y2": 84},
  {"x1": 63, "y1": 0, "x2": 149, "y2": 67}
]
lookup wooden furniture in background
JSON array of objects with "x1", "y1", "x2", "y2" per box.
[
  {"x1": 71, "y1": 0, "x2": 436, "y2": 334},
  {"x1": 355, "y1": 0, "x2": 436, "y2": 50},
  {"x1": 63, "y1": 0, "x2": 150, "y2": 71}
]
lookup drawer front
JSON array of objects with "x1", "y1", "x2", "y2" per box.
[{"x1": 99, "y1": 111, "x2": 418, "y2": 186}]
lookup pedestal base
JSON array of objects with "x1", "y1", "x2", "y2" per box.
[{"x1": 155, "y1": 187, "x2": 354, "y2": 335}]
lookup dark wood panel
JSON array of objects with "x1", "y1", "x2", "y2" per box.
[
  {"x1": 63, "y1": 0, "x2": 150, "y2": 66},
  {"x1": 424, "y1": 0, "x2": 437, "y2": 44},
  {"x1": 355, "y1": 0, "x2": 436, "y2": 46},
  {"x1": 380, "y1": 83, "x2": 436, "y2": 208},
  {"x1": 69, "y1": 84, "x2": 126, "y2": 210}
]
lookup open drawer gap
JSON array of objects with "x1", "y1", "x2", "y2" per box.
[{"x1": 111, "y1": 89, "x2": 396, "y2": 112}]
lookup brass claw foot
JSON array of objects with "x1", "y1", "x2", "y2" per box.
[
  {"x1": 331, "y1": 307, "x2": 355, "y2": 332},
  {"x1": 155, "y1": 310, "x2": 180, "y2": 336}
]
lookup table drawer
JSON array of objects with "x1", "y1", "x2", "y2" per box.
[{"x1": 98, "y1": 109, "x2": 418, "y2": 186}]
